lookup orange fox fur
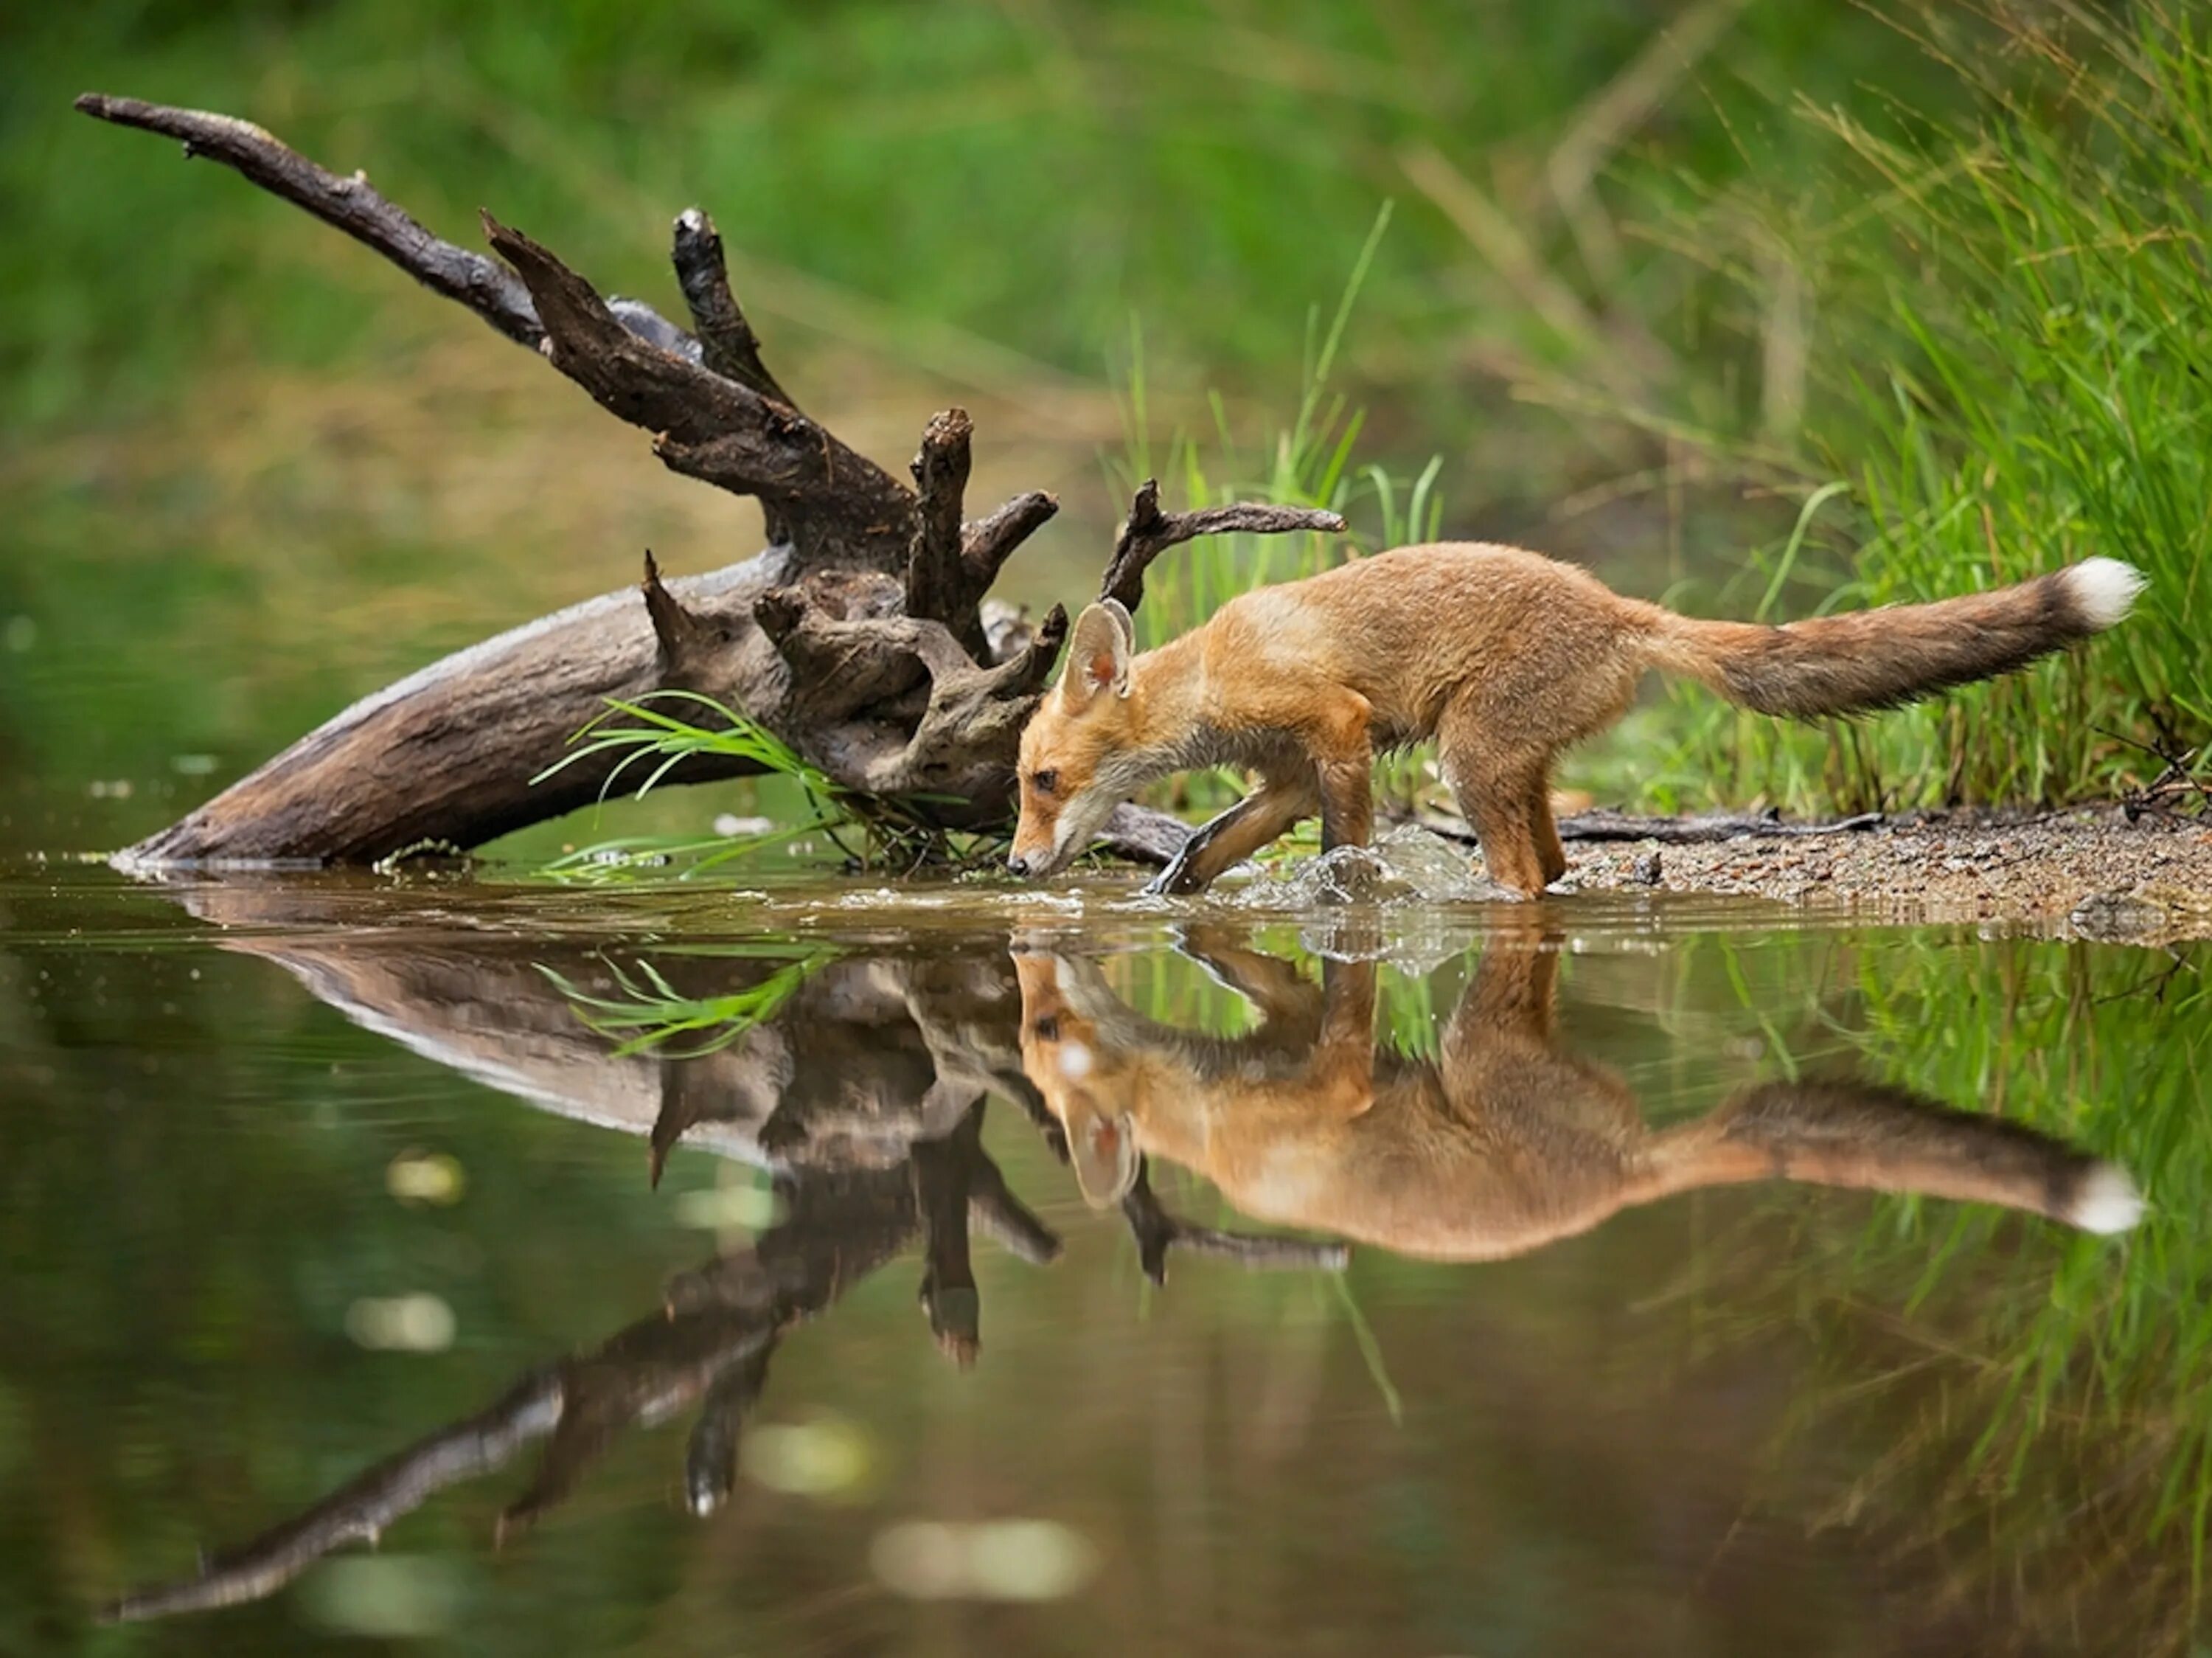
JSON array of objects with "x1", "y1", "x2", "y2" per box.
[
  {"x1": 1009, "y1": 543, "x2": 2145, "y2": 895},
  {"x1": 1013, "y1": 928, "x2": 2143, "y2": 1258}
]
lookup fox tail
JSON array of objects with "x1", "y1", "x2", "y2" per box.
[
  {"x1": 1638, "y1": 558, "x2": 2143, "y2": 718},
  {"x1": 1639, "y1": 1079, "x2": 2143, "y2": 1234}
]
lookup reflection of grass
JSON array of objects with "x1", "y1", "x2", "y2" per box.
[
  {"x1": 1724, "y1": 932, "x2": 2212, "y2": 1650},
  {"x1": 1330, "y1": 1272, "x2": 1405, "y2": 1426},
  {"x1": 539, "y1": 952, "x2": 825, "y2": 1057}
]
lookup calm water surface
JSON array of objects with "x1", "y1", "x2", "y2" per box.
[{"x1": 2, "y1": 861, "x2": 2203, "y2": 1656}]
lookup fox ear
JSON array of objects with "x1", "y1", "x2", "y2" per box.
[
  {"x1": 1102, "y1": 597, "x2": 1134, "y2": 652},
  {"x1": 1062, "y1": 601, "x2": 1133, "y2": 710},
  {"x1": 1069, "y1": 1111, "x2": 1141, "y2": 1209}
]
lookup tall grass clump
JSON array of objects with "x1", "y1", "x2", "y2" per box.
[
  {"x1": 1115, "y1": 205, "x2": 1447, "y2": 820},
  {"x1": 1649, "y1": 4, "x2": 2211, "y2": 815}
]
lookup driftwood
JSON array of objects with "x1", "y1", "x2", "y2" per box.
[{"x1": 77, "y1": 94, "x2": 1340, "y2": 867}]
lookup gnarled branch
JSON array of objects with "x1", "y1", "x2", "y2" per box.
[
  {"x1": 482, "y1": 212, "x2": 912, "y2": 566},
  {"x1": 1101, "y1": 477, "x2": 1348, "y2": 614},
  {"x1": 902, "y1": 408, "x2": 981, "y2": 653}
]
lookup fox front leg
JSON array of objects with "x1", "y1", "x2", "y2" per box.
[{"x1": 1144, "y1": 775, "x2": 1319, "y2": 897}]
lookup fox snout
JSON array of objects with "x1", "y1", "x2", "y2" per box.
[{"x1": 1005, "y1": 839, "x2": 1068, "y2": 880}]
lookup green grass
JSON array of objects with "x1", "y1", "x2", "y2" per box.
[
  {"x1": 1618, "y1": 3, "x2": 2212, "y2": 815},
  {"x1": 530, "y1": 690, "x2": 981, "y2": 878}
]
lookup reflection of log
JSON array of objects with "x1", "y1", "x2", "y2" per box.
[
  {"x1": 105, "y1": 1150, "x2": 1039, "y2": 1622},
  {"x1": 105, "y1": 1371, "x2": 565, "y2": 1621},
  {"x1": 102, "y1": 894, "x2": 1389, "y2": 1623},
  {"x1": 212, "y1": 925, "x2": 1008, "y2": 1174},
  {"x1": 78, "y1": 95, "x2": 1338, "y2": 867}
]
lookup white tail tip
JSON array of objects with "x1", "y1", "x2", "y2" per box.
[
  {"x1": 2067, "y1": 1162, "x2": 2145, "y2": 1235},
  {"x1": 2065, "y1": 558, "x2": 2146, "y2": 631}
]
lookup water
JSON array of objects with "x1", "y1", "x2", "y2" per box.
[{"x1": 1, "y1": 858, "x2": 2202, "y2": 1655}]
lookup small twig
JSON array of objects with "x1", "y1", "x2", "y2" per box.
[
  {"x1": 683, "y1": 1343, "x2": 776, "y2": 1518},
  {"x1": 911, "y1": 1104, "x2": 985, "y2": 1368},
  {"x1": 639, "y1": 549, "x2": 714, "y2": 684},
  {"x1": 1099, "y1": 479, "x2": 1346, "y2": 614},
  {"x1": 962, "y1": 490, "x2": 1060, "y2": 596},
  {"x1": 967, "y1": 1170, "x2": 1062, "y2": 1267},
  {"x1": 978, "y1": 605, "x2": 1068, "y2": 701},
  {"x1": 102, "y1": 1371, "x2": 566, "y2": 1621},
  {"x1": 2096, "y1": 723, "x2": 2211, "y2": 820}
]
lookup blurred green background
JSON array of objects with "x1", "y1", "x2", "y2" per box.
[{"x1": 2, "y1": 0, "x2": 2205, "y2": 854}]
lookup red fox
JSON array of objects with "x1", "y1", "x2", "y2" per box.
[
  {"x1": 1006, "y1": 544, "x2": 2144, "y2": 894},
  {"x1": 1012, "y1": 928, "x2": 2144, "y2": 1259}
]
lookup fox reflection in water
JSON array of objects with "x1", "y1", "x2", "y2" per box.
[{"x1": 1015, "y1": 926, "x2": 2145, "y2": 1254}]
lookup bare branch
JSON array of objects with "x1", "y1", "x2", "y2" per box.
[
  {"x1": 684, "y1": 1345, "x2": 776, "y2": 1517},
  {"x1": 968, "y1": 1173, "x2": 1063, "y2": 1267},
  {"x1": 481, "y1": 212, "x2": 913, "y2": 566},
  {"x1": 912, "y1": 1106, "x2": 985, "y2": 1369},
  {"x1": 1100, "y1": 479, "x2": 1346, "y2": 614},
  {"x1": 639, "y1": 549, "x2": 716, "y2": 684},
  {"x1": 74, "y1": 93, "x2": 544, "y2": 348},
  {"x1": 983, "y1": 603, "x2": 1067, "y2": 700},
  {"x1": 671, "y1": 208, "x2": 791, "y2": 403},
  {"x1": 962, "y1": 490, "x2": 1060, "y2": 592},
  {"x1": 890, "y1": 605, "x2": 1068, "y2": 798}
]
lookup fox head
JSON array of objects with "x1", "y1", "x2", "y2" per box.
[
  {"x1": 1013, "y1": 949, "x2": 1144, "y2": 1207},
  {"x1": 1009, "y1": 600, "x2": 1145, "y2": 878}
]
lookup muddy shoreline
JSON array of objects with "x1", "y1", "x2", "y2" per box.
[{"x1": 1542, "y1": 805, "x2": 2212, "y2": 940}]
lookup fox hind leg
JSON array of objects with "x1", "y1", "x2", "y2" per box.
[
  {"x1": 1530, "y1": 778, "x2": 1568, "y2": 886},
  {"x1": 1436, "y1": 707, "x2": 1562, "y2": 898}
]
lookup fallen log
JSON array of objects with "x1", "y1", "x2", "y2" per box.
[{"x1": 79, "y1": 94, "x2": 1342, "y2": 867}]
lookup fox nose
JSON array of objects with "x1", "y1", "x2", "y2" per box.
[{"x1": 1006, "y1": 853, "x2": 1031, "y2": 877}]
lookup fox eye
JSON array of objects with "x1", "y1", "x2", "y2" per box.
[
  {"x1": 1032, "y1": 1016, "x2": 1060, "y2": 1041},
  {"x1": 1030, "y1": 769, "x2": 1059, "y2": 796}
]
